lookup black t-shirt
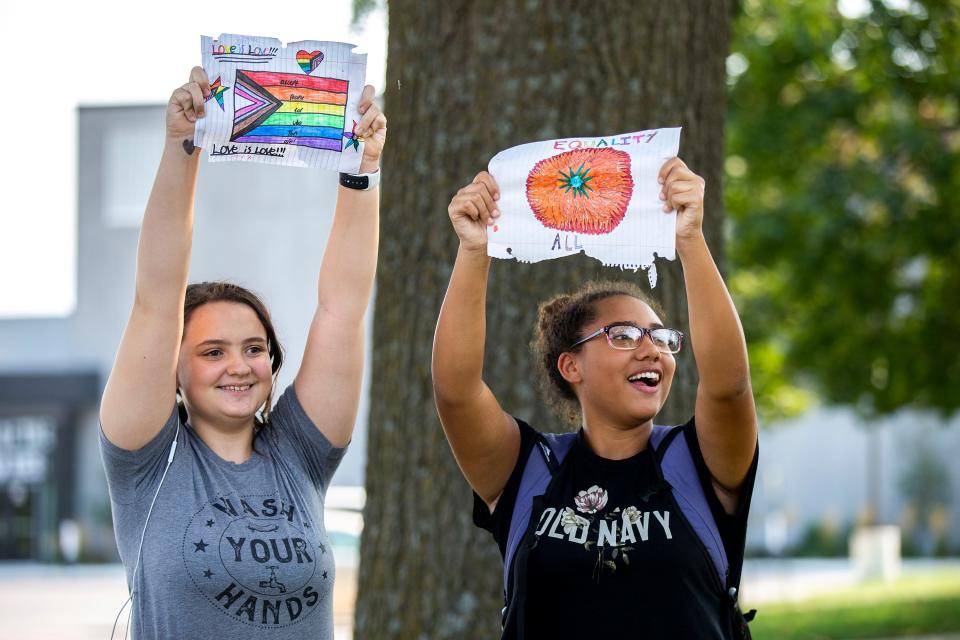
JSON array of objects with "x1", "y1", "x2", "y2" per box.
[{"x1": 473, "y1": 418, "x2": 758, "y2": 639}]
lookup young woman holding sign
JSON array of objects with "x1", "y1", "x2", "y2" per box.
[
  {"x1": 99, "y1": 67, "x2": 385, "y2": 639},
  {"x1": 433, "y1": 160, "x2": 758, "y2": 639}
]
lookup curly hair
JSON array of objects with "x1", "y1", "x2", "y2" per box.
[
  {"x1": 531, "y1": 280, "x2": 663, "y2": 424},
  {"x1": 178, "y1": 281, "x2": 284, "y2": 425}
]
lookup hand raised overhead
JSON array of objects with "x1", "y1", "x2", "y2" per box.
[
  {"x1": 447, "y1": 171, "x2": 501, "y2": 253},
  {"x1": 355, "y1": 85, "x2": 387, "y2": 172},
  {"x1": 167, "y1": 66, "x2": 211, "y2": 148},
  {"x1": 658, "y1": 157, "x2": 706, "y2": 246}
]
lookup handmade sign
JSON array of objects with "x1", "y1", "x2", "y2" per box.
[
  {"x1": 194, "y1": 34, "x2": 368, "y2": 171},
  {"x1": 487, "y1": 128, "x2": 681, "y2": 285}
]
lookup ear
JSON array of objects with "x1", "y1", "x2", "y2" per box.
[{"x1": 557, "y1": 351, "x2": 583, "y2": 386}]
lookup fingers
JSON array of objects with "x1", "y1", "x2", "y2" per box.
[
  {"x1": 451, "y1": 193, "x2": 483, "y2": 222},
  {"x1": 184, "y1": 81, "x2": 205, "y2": 120},
  {"x1": 356, "y1": 88, "x2": 384, "y2": 138},
  {"x1": 660, "y1": 182, "x2": 702, "y2": 212},
  {"x1": 368, "y1": 112, "x2": 387, "y2": 139},
  {"x1": 669, "y1": 190, "x2": 703, "y2": 210},
  {"x1": 663, "y1": 180, "x2": 697, "y2": 201},
  {"x1": 459, "y1": 186, "x2": 494, "y2": 224},
  {"x1": 451, "y1": 179, "x2": 499, "y2": 226},
  {"x1": 171, "y1": 86, "x2": 200, "y2": 123},
  {"x1": 658, "y1": 157, "x2": 704, "y2": 212},
  {"x1": 358, "y1": 84, "x2": 376, "y2": 112},
  {"x1": 470, "y1": 178, "x2": 499, "y2": 220},
  {"x1": 472, "y1": 171, "x2": 500, "y2": 201},
  {"x1": 189, "y1": 66, "x2": 211, "y2": 98},
  {"x1": 658, "y1": 156, "x2": 687, "y2": 185}
]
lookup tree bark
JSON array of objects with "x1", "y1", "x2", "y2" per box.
[{"x1": 356, "y1": 2, "x2": 733, "y2": 637}]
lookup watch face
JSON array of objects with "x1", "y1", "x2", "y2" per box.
[
  {"x1": 340, "y1": 175, "x2": 363, "y2": 189},
  {"x1": 340, "y1": 173, "x2": 376, "y2": 190}
]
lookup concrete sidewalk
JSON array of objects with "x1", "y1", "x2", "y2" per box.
[{"x1": 0, "y1": 563, "x2": 353, "y2": 640}]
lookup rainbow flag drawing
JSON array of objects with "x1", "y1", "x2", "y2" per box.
[{"x1": 231, "y1": 70, "x2": 348, "y2": 152}]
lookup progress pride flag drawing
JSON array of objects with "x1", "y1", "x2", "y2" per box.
[{"x1": 194, "y1": 34, "x2": 367, "y2": 171}]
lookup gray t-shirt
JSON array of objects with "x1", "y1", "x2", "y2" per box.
[{"x1": 100, "y1": 385, "x2": 346, "y2": 639}]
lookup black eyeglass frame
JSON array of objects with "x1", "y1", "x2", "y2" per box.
[{"x1": 567, "y1": 323, "x2": 684, "y2": 354}]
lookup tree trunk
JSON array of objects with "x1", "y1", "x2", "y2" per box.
[{"x1": 357, "y1": 2, "x2": 733, "y2": 638}]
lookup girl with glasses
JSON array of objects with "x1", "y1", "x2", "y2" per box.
[
  {"x1": 432, "y1": 158, "x2": 758, "y2": 639},
  {"x1": 99, "y1": 67, "x2": 386, "y2": 639}
]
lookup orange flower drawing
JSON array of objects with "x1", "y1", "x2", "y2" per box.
[{"x1": 526, "y1": 148, "x2": 634, "y2": 235}]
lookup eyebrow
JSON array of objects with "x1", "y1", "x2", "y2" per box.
[
  {"x1": 196, "y1": 337, "x2": 267, "y2": 348},
  {"x1": 611, "y1": 320, "x2": 665, "y2": 329}
]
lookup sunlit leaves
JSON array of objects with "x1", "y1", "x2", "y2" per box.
[{"x1": 727, "y1": 0, "x2": 960, "y2": 420}]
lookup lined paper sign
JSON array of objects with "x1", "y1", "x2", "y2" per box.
[
  {"x1": 194, "y1": 34, "x2": 367, "y2": 171},
  {"x1": 488, "y1": 128, "x2": 681, "y2": 283}
]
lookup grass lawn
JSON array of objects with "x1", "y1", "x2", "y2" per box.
[{"x1": 746, "y1": 569, "x2": 960, "y2": 639}]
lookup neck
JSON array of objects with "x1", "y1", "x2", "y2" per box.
[
  {"x1": 189, "y1": 414, "x2": 256, "y2": 463},
  {"x1": 580, "y1": 412, "x2": 653, "y2": 460}
]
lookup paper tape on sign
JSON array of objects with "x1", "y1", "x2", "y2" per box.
[
  {"x1": 487, "y1": 128, "x2": 681, "y2": 282},
  {"x1": 194, "y1": 34, "x2": 368, "y2": 171}
]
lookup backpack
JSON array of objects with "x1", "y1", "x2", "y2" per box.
[{"x1": 501, "y1": 424, "x2": 755, "y2": 638}]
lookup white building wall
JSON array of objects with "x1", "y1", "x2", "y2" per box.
[{"x1": 749, "y1": 407, "x2": 960, "y2": 550}]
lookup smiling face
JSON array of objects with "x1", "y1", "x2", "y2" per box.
[
  {"x1": 176, "y1": 301, "x2": 274, "y2": 430},
  {"x1": 562, "y1": 295, "x2": 676, "y2": 430}
]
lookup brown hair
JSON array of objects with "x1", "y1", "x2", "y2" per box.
[
  {"x1": 178, "y1": 281, "x2": 284, "y2": 425},
  {"x1": 531, "y1": 280, "x2": 663, "y2": 424}
]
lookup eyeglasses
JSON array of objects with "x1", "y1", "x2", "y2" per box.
[{"x1": 568, "y1": 323, "x2": 684, "y2": 354}]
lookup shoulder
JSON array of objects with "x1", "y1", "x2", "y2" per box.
[
  {"x1": 672, "y1": 415, "x2": 758, "y2": 522},
  {"x1": 472, "y1": 417, "x2": 549, "y2": 534},
  {"x1": 268, "y1": 385, "x2": 312, "y2": 428},
  {"x1": 98, "y1": 403, "x2": 182, "y2": 504},
  {"x1": 265, "y1": 385, "x2": 341, "y2": 451},
  {"x1": 260, "y1": 385, "x2": 347, "y2": 489},
  {"x1": 99, "y1": 403, "x2": 180, "y2": 462}
]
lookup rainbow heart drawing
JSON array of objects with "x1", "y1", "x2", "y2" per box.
[{"x1": 296, "y1": 50, "x2": 324, "y2": 74}]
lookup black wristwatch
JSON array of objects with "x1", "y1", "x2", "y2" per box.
[{"x1": 339, "y1": 170, "x2": 380, "y2": 191}]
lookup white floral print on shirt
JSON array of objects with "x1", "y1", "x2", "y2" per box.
[{"x1": 574, "y1": 485, "x2": 608, "y2": 514}]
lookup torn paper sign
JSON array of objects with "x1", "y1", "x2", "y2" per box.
[
  {"x1": 194, "y1": 34, "x2": 367, "y2": 171},
  {"x1": 487, "y1": 128, "x2": 681, "y2": 280}
]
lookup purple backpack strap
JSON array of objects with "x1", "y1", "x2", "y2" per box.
[
  {"x1": 503, "y1": 432, "x2": 576, "y2": 595},
  {"x1": 652, "y1": 424, "x2": 729, "y2": 586}
]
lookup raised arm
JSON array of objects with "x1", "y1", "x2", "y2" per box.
[
  {"x1": 293, "y1": 86, "x2": 386, "y2": 448},
  {"x1": 432, "y1": 172, "x2": 520, "y2": 509},
  {"x1": 660, "y1": 157, "x2": 758, "y2": 513},
  {"x1": 100, "y1": 67, "x2": 210, "y2": 450}
]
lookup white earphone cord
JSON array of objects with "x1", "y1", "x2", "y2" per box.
[{"x1": 109, "y1": 423, "x2": 180, "y2": 640}]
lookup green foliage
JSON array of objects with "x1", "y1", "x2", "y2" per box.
[
  {"x1": 898, "y1": 440, "x2": 953, "y2": 555},
  {"x1": 900, "y1": 442, "x2": 952, "y2": 515},
  {"x1": 727, "y1": 0, "x2": 960, "y2": 421},
  {"x1": 351, "y1": 0, "x2": 383, "y2": 28},
  {"x1": 790, "y1": 520, "x2": 853, "y2": 557},
  {"x1": 747, "y1": 569, "x2": 960, "y2": 639}
]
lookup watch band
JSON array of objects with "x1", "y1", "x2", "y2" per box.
[{"x1": 339, "y1": 170, "x2": 380, "y2": 191}]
